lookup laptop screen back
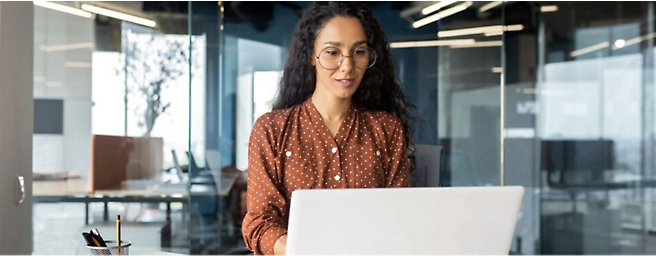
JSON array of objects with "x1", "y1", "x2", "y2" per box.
[{"x1": 286, "y1": 186, "x2": 524, "y2": 255}]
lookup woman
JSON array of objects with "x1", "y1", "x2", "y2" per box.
[{"x1": 242, "y1": 2, "x2": 417, "y2": 255}]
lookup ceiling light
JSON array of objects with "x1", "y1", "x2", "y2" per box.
[
  {"x1": 612, "y1": 32, "x2": 656, "y2": 50},
  {"x1": 479, "y1": 1, "x2": 503, "y2": 13},
  {"x1": 540, "y1": 5, "x2": 558, "y2": 12},
  {"x1": 422, "y1": 0, "x2": 459, "y2": 15},
  {"x1": 401, "y1": 2, "x2": 439, "y2": 18},
  {"x1": 484, "y1": 31, "x2": 503, "y2": 37},
  {"x1": 389, "y1": 39, "x2": 475, "y2": 48},
  {"x1": 413, "y1": 1, "x2": 472, "y2": 28},
  {"x1": 438, "y1": 24, "x2": 523, "y2": 38},
  {"x1": 449, "y1": 40, "x2": 502, "y2": 48},
  {"x1": 491, "y1": 67, "x2": 503, "y2": 73},
  {"x1": 505, "y1": 25, "x2": 524, "y2": 31},
  {"x1": 614, "y1": 39, "x2": 626, "y2": 49},
  {"x1": 40, "y1": 42, "x2": 94, "y2": 52},
  {"x1": 65, "y1": 62, "x2": 92, "y2": 68},
  {"x1": 440, "y1": 25, "x2": 500, "y2": 37},
  {"x1": 81, "y1": 4, "x2": 156, "y2": 28},
  {"x1": 570, "y1": 42, "x2": 610, "y2": 57},
  {"x1": 45, "y1": 81, "x2": 64, "y2": 87},
  {"x1": 33, "y1": 1, "x2": 93, "y2": 18}
]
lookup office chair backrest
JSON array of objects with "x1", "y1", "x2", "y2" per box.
[
  {"x1": 170, "y1": 150, "x2": 184, "y2": 181},
  {"x1": 413, "y1": 145, "x2": 442, "y2": 187},
  {"x1": 205, "y1": 149, "x2": 221, "y2": 171},
  {"x1": 186, "y1": 151, "x2": 202, "y2": 172}
]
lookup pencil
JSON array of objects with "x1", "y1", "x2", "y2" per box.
[{"x1": 116, "y1": 215, "x2": 121, "y2": 255}]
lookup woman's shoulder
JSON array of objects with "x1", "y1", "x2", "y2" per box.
[
  {"x1": 359, "y1": 109, "x2": 403, "y2": 129},
  {"x1": 253, "y1": 104, "x2": 302, "y2": 131}
]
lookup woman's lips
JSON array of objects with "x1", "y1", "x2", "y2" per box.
[{"x1": 335, "y1": 78, "x2": 354, "y2": 87}]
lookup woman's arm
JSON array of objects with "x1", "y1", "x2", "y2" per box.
[
  {"x1": 273, "y1": 234, "x2": 287, "y2": 255},
  {"x1": 242, "y1": 114, "x2": 289, "y2": 255},
  {"x1": 386, "y1": 118, "x2": 411, "y2": 187}
]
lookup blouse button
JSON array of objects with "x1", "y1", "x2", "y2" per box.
[
  {"x1": 334, "y1": 175, "x2": 341, "y2": 181},
  {"x1": 376, "y1": 150, "x2": 381, "y2": 156},
  {"x1": 331, "y1": 147, "x2": 337, "y2": 153},
  {"x1": 286, "y1": 151, "x2": 292, "y2": 157}
]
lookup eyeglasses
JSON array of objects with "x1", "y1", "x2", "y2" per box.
[{"x1": 315, "y1": 46, "x2": 377, "y2": 70}]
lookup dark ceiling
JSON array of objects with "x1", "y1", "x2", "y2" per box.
[
  {"x1": 124, "y1": 1, "x2": 651, "y2": 47},
  {"x1": 138, "y1": 1, "x2": 518, "y2": 33}
]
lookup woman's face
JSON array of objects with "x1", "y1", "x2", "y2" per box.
[{"x1": 312, "y1": 16, "x2": 369, "y2": 101}]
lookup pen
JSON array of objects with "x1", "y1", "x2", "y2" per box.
[
  {"x1": 82, "y1": 232, "x2": 93, "y2": 246},
  {"x1": 90, "y1": 228, "x2": 108, "y2": 247},
  {"x1": 116, "y1": 215, "x2": 121, "y2": 255},
  {"x1": 82, "y1": 232, "x2": 101, "y2": 247}
]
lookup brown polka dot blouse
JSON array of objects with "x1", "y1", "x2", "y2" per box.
[{"x1": 242, "y1": 98, "x2": 410, "y2": 255}]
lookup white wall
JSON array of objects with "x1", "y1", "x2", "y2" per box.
[
  {"x1": 235, "y1": 38, "x2": 282, "y2": 171},
  {"x1": 33, "y1": 5, "x2": 93, "y2": 175}
]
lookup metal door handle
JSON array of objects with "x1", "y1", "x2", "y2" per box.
[{"x1": 16, "y1": 176, "x2": 25, "y2": 204}]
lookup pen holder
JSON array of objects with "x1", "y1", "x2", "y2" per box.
[{"x1": 87, "y1": 240, "x2": 131, "y2": 255}]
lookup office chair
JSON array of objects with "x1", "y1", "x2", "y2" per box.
[
  {"x1": 184, "y1": 151, "x2": 219, "y2": 216},
  {"x1": 170, "y1": 150, "x2": 186, "y2": 183},
  {"x1": 205, "y1": 149, "x2": 222, "y2": 171},
  {"x1": 222, "y1": 246, "x2": 252, "y2": 255}
]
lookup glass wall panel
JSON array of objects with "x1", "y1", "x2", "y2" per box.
[
  {"x1": 502, "y1": 2, "x2": 541, "y2": 254},
  {"x1": 434, "y1": 3, "x2": 503, "y2": 187},
  {"x1": 209, "y1": 2, "x2": 301, "y2": 253},
  {"x1": 186, "y1": 1, "x2": 224, "y2": 254},
  {"x1": 33, "y1": 3, "x2": 95, "y2": 253},
  {"x1": 535, "y1": 1, "x2": 656, "y2": 254},
  {"x1": 32, "y1": 2, "x2": 193, "y2": 254}
]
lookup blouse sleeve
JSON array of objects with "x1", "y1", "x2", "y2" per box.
[
  {"x1": 241, "y1": 114, "x2": 288, "y2": 255},
  {"x1": 386, "y1": 118, "x2": 411, "y2": 187}
]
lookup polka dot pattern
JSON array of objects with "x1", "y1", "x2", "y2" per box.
[{"x1": 241, "y1": 98, "x2": 410, "y2": 254}]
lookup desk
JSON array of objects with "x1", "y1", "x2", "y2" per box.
[
  {"x1": 33, "y1": 175, "x2": 237, "y2": 224},
  {"x1": 548, "y1": 179, "x2": 656, "y2": 190}
]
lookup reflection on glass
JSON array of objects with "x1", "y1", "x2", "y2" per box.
[
  {"x1": 32, "y1": 1, "x2": 206, "y2": 254},
  {"x1": 437, "y1": 28, "x2": 503, "y2": 187},
  {"x1": 537, "y1": 2, "x2": 656, "y2": 254}
]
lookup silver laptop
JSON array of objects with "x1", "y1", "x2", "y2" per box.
[{"x1": 286, "y1": 186, "x2": 524, "y2": 255}]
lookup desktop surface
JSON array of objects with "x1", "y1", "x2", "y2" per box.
[{"x1": 286, "y1": 186, "x2": 524, "y2": 255}]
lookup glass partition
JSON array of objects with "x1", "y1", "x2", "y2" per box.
[
  {"x1": 501, "y1": 2, "x2": 542, "y2": 254},
  {"x1": 435, "y1": 2, "x2": 503, "y2": 188},
  {"x1": 32, "y1": 1, "x2": 193, "y2": 254},
  {"x1": 199, "y1": 2, "x2": 301, "y2": 253},
  {"x1": 32, "y1": 3, "x2": 96, "y2": 253},
  {"x1": 535, "y1": 1, "x2": 656, "y2": 254}
]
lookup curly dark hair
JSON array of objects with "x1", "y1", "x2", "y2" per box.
[{"x1": 272, "y1": 1, "x2": 418, "y2": 172}]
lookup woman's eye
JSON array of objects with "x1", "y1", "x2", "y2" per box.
[
  {"x1": 326, "y1": 50, "x2": 339, "y2": 56},
  {"x1": 354, "y1": 49, "x2": 367, "y2": 55}
]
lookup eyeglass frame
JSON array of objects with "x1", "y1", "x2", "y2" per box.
[{"x1": 313, "y1": 46, "x2": 377, "y2": 70}]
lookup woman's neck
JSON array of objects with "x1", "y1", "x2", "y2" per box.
[{"x1": 310, "y1": 92, "x2": 351, "y2": 123}]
